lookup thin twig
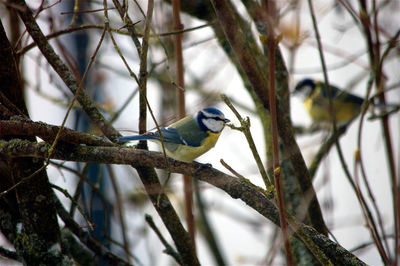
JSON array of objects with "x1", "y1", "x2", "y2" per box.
[
  {"x1": 193, "y1": 178, "x2": 227, "y2": 266},
  {"x1": 172, "y1": 0, "x2": 195, "y2": 249},
  {"x1": 360, "y1": 1, "x2": 398, "y2": 261},
  {"x1": 145, "y1": 214, "x2": 182, "y2": 264},
  {"x1": 15, "y1": 0, "x2": 119, "y2": 140},
  {"x1": 111, "y1": 0, "x2": 142, "y2": 55},
  {"x1": 107, "y1": 1, "x2": 198, "y2": 264},
  {"x1": 308, "y1": 125, "x2": 348, "y2": 179},
  {"x1": 220, "y1": 159, "x2": 246, "y2": 180},
  {"x1": 106, "y1": 165, "x2": 131, "y2": 263},
  {"x1": 309, "y1": 1, "x2": 388, "y2": 253},
  {"x1": 50, "y1": 161, "x2": 112, "y2": 226},
  {"x1": 51, "y1": 183, "x2": 94, "y2": 231},
  {"x1": 210, "y1": 0, "x2": 327, "y2": 236},
  {"x1": 263, "y1": 2, "x2": 293, "y2": 264},
  {"x1": 16, "y1": 24, "x2": 124, "y2": 55},
  {"x1": 55, "y1": 197, "x2": 131, "y2": 266},
  {"x1": 5, "y1": 0, "x2": 109, "y2": 198},
  {"x1": 221, "y1": 94, "x2": 272, "y2": 189},
  {"x1": 357, "y1": 75, "x2": 392, "y2": 260}
]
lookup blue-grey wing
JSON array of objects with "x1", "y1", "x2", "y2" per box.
[
  {"x1": 154, "y1": 127, "x2": 205, "y2": 147},
  {"x1": 153, "y1": 127, "x2": 187, "y2": 145},
  {"x1": 119, "y1": 126, "x2": 204, "y2": 147},
  {"x1": 339, "y1": 91, "x2": 364, "y2": 106},
  {"x1": 322, "y1": 85, "x2": 364, "y2": 106}
]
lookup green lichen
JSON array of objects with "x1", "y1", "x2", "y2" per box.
[{"x1": 15, "y1": 230, "x2": 67, "y2": 265}]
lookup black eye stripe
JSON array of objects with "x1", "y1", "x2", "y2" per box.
[{"x1": 205, "y1": 116, "x2": 224, "y2": 121}]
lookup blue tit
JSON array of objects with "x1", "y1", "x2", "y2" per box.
[
  {"x1": 118, "y1": 107, "x2": 230, "y2": 162},
  {"x1": 294, "y1": 78, "x2": 364, "y2": 125}
]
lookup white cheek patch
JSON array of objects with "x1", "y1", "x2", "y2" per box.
[
  {"x1": 303, "y1": 85, "x2": 314, "y2": 97},
  {"x1": 202, "y1": 118, "x2": 224, "y2": 132}
]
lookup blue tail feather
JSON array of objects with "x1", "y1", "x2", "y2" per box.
[{"x1": 118, "y1": 135, "x2": 157, "y2": 144}]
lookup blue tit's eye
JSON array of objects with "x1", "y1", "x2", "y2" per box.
[{"x1": 197, "y1": 107, "x2": 228, "y2": 133}]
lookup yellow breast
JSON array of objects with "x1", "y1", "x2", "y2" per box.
[
  {"x1": 304, "y1": 98, "x2": 330, "y2": 122},
  {"x1": 162, "y1": 131, "x2": 221, "y2": 163},
  {"x1": 304, "y1": 98, "x2": 360, "y2": 124}
]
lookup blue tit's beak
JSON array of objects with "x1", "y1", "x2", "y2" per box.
[{"x1": 223, "y1": 118, "x2": 230, "y2": 123}]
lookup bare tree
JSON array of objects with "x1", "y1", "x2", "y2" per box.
[{"x1": 0, "y1": 0, "x2": 398, "y2": 265}]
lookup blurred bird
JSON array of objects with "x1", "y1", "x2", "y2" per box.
[
  {"x1": 294, "y1": 78, "x2": 365, "y2": 125},
  {"x1": 118, "y1": 107, "x2": 230, "y2": 162}
]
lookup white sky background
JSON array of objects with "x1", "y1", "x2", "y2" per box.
[{"x1": 3, "y1": 0, "x2": 399, "y2": 265}]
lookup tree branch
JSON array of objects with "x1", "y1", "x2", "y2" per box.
[
  {"x1": 55, "y1": 197, "x2": 131, "y2": 266},
  {"x1": 0, "y1": 120, "x2": 114, "y2": 146},
  {"x1": 209, "y1": 0, "x2": 327, "y2": 236},
  {"x1": 0, "y1": 139, "x2": 367, "y2": 266}
]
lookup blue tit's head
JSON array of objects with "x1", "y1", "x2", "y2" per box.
[
  {"x1": 196, "y1": 107, "x2": 230, "y2": 133},
  {"x1": 294, "y1": 78, "x2": 317, "y2": 98}
]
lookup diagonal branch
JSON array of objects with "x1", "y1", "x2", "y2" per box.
[
  {"x1": 55, "y1": 197, "x2": 131, "y2": 266},
  {"x1": 106, "y1": 1, "x2": 199, "y2": 264},
  {"x1": 209, "y1": 0, "x2": 327, "y2": 236},
  {"x1": 0, "y1": 138, "x2": 367, "y2": 266}
]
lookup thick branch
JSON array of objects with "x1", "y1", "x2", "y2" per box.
[
  {"x1": 0, "y1": 139, "x2": 366, "y2": 266},
  {"x1": 136, "y1": 166, "x2": 199, "y2": 265},
  {"x1": 209, "y1": 0, "x2": 327, "y2": 236},
  {"x1": 0, "y1": 120, "x2": 114, "y2": 146},
  {"x1": 0, "y1": 15, "x2": 62, "y2": 265}
]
